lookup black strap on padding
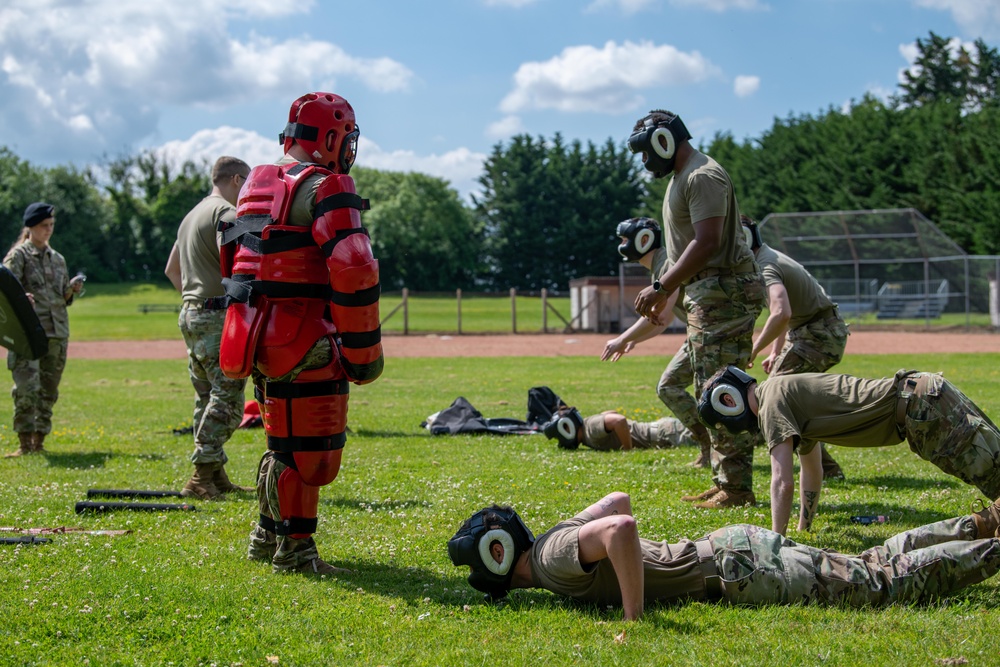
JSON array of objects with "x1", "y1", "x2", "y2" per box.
[
  {"x1": 340, "y1": 327, "x2": 382, "y2": 349},
  {"x1": 259, "y1": 514, "x2": 319, "y2": 536},
  {"x1": 286, "y1": 162, "x2": 314, "y2": 176},
  {"x1": 213, "y1": 275, "x2": 331, "y2": 306},
  {"x1": 238, "y1": 230, "x2": 316, "y2": 255},
  {"x1": 314, "y1": 192, "x2": 370, "y2": 219},
  {"x1": 256, "y1": 379, "x2": 349, "y2": 401},
  {"x1": 221, "y1": 214, "x2": 271, "y2": 246},
  {"x1": 267, "y1": 433, "x2": 347, "y2": 453},
  {"x1": 283, "y1": 122, "x2": 318, "y2": 143},
  {"x1": 330, "y1": 283, "x2": 380, "y2": 308}
]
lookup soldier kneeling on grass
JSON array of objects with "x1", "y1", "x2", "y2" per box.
[
  {"x1": 449, "y1": 491, "x2": 1000, "y2": 620},
  {"x1": 542, "y1": 406, "x2": 696, "y2": 451},
  {"x1": 697, "y1": 366, "x2": 1000, "y2": 535}
]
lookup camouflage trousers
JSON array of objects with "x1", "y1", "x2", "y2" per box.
[
  {"x1": 248, "y1": 337, "x2": 340, "y2": 571},
  {"x1": 903, "y1": 372, "x2": 1000, "y2": 499},
  {"x1": 705, "y1": 517, "x2": 1000, "y2": 607},
  {"x1": 768, "y1": 313, "x2": 849, "y2": 377},
  {"x1": 179, "y1": 305, "x2": 246, "y2": 464},
  {"x1": 8, "y1": 337, "x2": 67, "y2": 435},
  {"x1": 685, "y1": 271, "x2": 766, "y2": 492},
  {"x1": 656, "y1": 341, "x2": 705, "y2": 439}
]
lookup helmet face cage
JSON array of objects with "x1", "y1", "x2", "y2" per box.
[
  {"x1": 542, "y1": 407, "x2": 584, "y2": 449},
  {"x1": 616, "y1": 217, "x2": 662, "y2": 262},
  {"x1": 448, "y1": 506, "x2": 535, "y2": 600},
  {"x1": 697, "y1": 366, "x2": 759, "y2": 435},
  {"x1": 627, "y1": 111, "x2": 691, "y2": 179},
  {"x1": 281, "y1": 92, "x2": 359, "y2": 173}
]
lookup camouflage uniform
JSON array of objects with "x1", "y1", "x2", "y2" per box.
[
  {"x1": 178, "y1": 306, "x2": 246, "y2": 464},
  {"x1": 756, "y1": 242, "x2": 851, "y2": 475},
  {"x1": 902, "y1": 372, "x2": 1000, "y2": 499},
  {"x1": 708, "y1": 516, "x2": 1000, "y2": 606},
  {"x1": 685, "y1": 272, "x2": 766, "y2": 492},
  {"x1": 3, "y1": 241, "x2": 74, "y2": 438}
]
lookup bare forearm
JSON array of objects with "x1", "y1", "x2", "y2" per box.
[
  {"x1": 605, "y1": 523, "x2": 644, "y2": 620},
  {"x1": 752, "y1": 314, "x2": 787, "y2": 360}
]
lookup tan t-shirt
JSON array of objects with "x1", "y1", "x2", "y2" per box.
[
  {"x1": 755, "y1": 244, "x2": 835, "y2": 330},
  {"x1": 529, "y1": 510, "x2": 707, "y2": 605},
  {"x1": 176, "y1": 194, "x2": 235, "y2": 305},
  {"x1": 582, "y1": 414, "x2": 693, "y2": 450},
  {"x1": 755, "y1": 372, "x2": 904, "y2": 454},
  {"x1": 662, "y1": 149, "x2": 754, "y2": 270}
]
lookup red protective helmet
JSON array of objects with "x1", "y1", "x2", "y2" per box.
[{"x1": 280, "y1": 92, "x2": 360, "y2": 174}]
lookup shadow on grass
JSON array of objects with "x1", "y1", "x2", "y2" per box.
[
  {"x1": 43, "y1": 450, "x2": 169, "y2": 469},
  {"x1": 845, "y1": 474, "x2": 963, "y2": 491},
  {"x1": 321, "y1": 497, "x2": 427, "y2": 512}
]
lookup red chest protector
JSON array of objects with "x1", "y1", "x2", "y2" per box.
[{"x1": 217, "y1": 161, "x2": 370, "y2": 379}]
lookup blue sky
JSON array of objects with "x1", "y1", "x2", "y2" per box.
[{"x1": 0, "y1": 0, "x2": 997, "y2": 201}]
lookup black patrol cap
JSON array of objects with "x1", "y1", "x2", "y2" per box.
[{"x1": 23, "y1": 202, "x2": 54, "y2": 228}]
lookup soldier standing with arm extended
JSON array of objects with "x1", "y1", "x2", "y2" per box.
[
  {"x1": 628, "y1": 110, "x2": 766, "y2": 508},
  {"x1": 164, "y1": 156, "x2": 252, "y2": 499},
  {"x1": 216, "y1": 92, "x2": 384, "y2": 575},
  {"x1": 603, "y1": 217, "x2": 712, "y2": 467}
]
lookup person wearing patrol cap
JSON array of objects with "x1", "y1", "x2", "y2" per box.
[{"x1": 3, "y1": 202, "x2": 85, "y2": 457}]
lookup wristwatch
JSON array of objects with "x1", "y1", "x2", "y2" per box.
[{"x1": 652, "y1": 280, "x2": 665, "y2": 294}]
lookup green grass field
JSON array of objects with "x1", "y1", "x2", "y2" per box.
[
  {"x1": 1, "y1": 348, "x2": 999, "y2": 666},
  {"x1": 68, "y1": 283, "x2": 995, "y2": 340}
]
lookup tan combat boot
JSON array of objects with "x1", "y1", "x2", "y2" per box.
[
  {"x1": 180, "y1": 462, "x2": 222, "y2": 500},
  {"x1": 681, "y1": 486, "x2": 721, "y2": 502},
  {"x1": 4, "y1": 432, "x2": 35, "y2": 458},
  {"x1": 971, "y1": 497, "x2": 1000, "y2": 539},
  {"x1": 31, "y1": 432, "x2": 46, "y2": 453},
  {"x1": 213, "y1": 462, "x2": 254, "y2": 493},
  {"x1": 694, "y1": 489, "x2": 757, "y2": 509}
]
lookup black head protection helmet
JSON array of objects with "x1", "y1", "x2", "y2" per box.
[
  {"x1": 616, "y1": 217, "x2": 662, "y2": 262},
  {"x1": 697, "y1": 366, "x2": 759, "y2": 435},
  {"x1": 448, "y1": 505, "x2": 535, "y2": 601},
  {"x1": 542, "y1": 407, "x2": 584, "y2": 449},
  {"x1": 740, "y1": 214, "x2": 762, "y2": 252},
  {"x1": 628, "y1": 109, "x2": 692, "y2": 179}
]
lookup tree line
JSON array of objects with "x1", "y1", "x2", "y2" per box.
[{"x1": 0, "y1": 31, "x2": 996, "y2": 291}]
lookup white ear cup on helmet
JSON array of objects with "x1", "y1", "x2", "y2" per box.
[
  {"x1": 651, "y1": 127, "x2": 675, "y2": 160},
  {"x1": 710, "y1": 384, "x2": 746, "y2": 417},
  {"x1": 634, "y1": 228, "x2": 656, "y2": 255},
  {"x1": 556, "y1": 416, "x2": 578, "y2": 442}
]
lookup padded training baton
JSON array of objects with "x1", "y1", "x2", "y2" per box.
[
  {"x1": 87, "y1": 489, "x2": 184, "y2": 499},
  {"x1": 75, "y1": 501, "x2": 197, "y2": 514}
]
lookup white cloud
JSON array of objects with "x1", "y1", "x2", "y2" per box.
[
  {"x1": 912, "y1": 0, "x2": 1000, "y2": 38},
  {"x1": 358, "y1": 139, "x2": 487, "y2": 201},
  {"x1": 500, "y1": 40, "x2": 721, "y2": 114},
  {"x1": 154, "y1": 129, "x2": 487, "y2": 202},
  {"x1": 0, "y1": 1, "x2": 413, "y2": 163},
  {"x1": 733, "y1": 75, "x2": 760, "y2": 97},
  {"x1": 486, "y1": 115, "x2": 527, "y2": 140},
  {"x1": 154, "y1": 127, "x2": 281, "y2": 175}
]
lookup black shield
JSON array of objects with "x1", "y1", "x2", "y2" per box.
[{"x1": 0, "y1": 266, "x2": 47, "y2": 360}]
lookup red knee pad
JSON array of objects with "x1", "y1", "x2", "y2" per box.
[{"x1": 276, "y1": 465, "x2": 320, "y2": 539}]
